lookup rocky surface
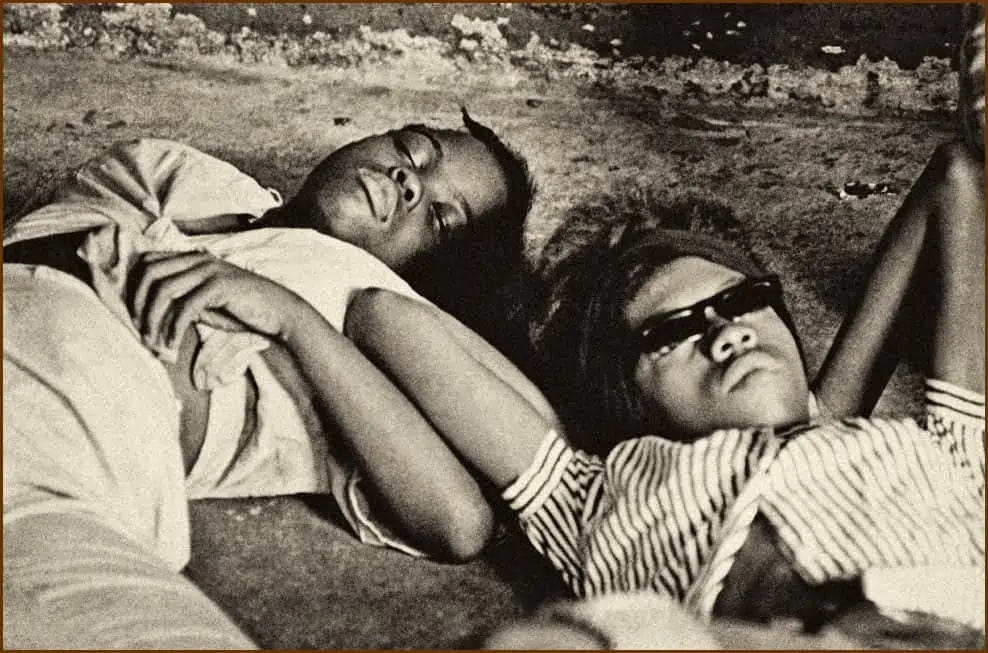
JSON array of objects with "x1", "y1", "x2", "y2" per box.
[{"x1": 4, "y1": 3, "x2": 960, "y2": 117}]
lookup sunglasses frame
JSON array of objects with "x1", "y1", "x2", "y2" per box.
[{"x1": 635, "y1": 274, "x2": 783, "y2": 356}]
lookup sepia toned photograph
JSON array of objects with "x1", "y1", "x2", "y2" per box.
[{"x1": 3, "y1": 3, "x2": 984, "y2": 649}]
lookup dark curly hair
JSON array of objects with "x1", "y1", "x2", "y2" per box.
[{"x1": 528, "y1": 188, "x2": 803, "y2": 456}]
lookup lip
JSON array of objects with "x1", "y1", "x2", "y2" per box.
[
  {"x1": 356, "y1": 166, "x2": 398, "y2": 222},
  {"x1": 720, "y1": 351, "x2": 777, "y2": 393}
]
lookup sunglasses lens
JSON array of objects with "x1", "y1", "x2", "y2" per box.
[
  {"x1": 717, "y1": 278, "x2": 778, "y2": 319},
  {"x1": 639, "y1": 313, "x2": 706, "y2": 354},
  {"x1": 636, "y1": 276, "x2": 780, "y2": 356}
]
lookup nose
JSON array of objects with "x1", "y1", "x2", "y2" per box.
[
  {"x1": 390, "y1": 166, "x2": 424, "y2": 213},
  {"x1": 706, "y1": 311, "x2": 758, "y2": 363}
]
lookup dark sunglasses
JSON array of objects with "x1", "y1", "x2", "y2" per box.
[{"x1": 635, "y1": 275, "x2": 782, "y2": 356}]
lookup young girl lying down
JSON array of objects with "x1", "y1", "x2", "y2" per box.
[
  {"x1": 333, "y1": 10, "x2": 985, "y2": 632},
  {"x1": 3, "y1": 124, "x2": 534, "y2": 565},
  {"x1": 336, "y1": 140, "x2": 982, "y2": 633}
]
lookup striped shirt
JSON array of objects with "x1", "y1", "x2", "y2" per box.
[{"x1": 502, "y1": 379, "x2": 984, "y2": 615}]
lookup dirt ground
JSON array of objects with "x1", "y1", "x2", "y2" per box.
[{"x1": 2, "y1": 28, "x2": 954, "y2": 647}]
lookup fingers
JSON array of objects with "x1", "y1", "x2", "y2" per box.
[
  {"x1": 166, "y1": 281, "x2": 232, "y2": 349},
  {"x1": 129, "y1": 248, "x2": 312, "y2": 351},
  {"x1": 132, "y1": 251, "x2": 209, "y2": 330},
  {"x1": 131, "y1": 251, "x2": 225, "y2": 348}
]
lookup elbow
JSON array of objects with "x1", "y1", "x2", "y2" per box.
[
  {"x1": 345, "y1": 287, "x2": 384, "y2": 341},
  {"x1": 345, "y1": 287, "x2": 403, "y2": 343},
  {"x1": 431, "y1": 497, "x2": 497, "y2": 563},
  {"x1": 933, "y1": 141, "x2": 982, "y2": 189}
]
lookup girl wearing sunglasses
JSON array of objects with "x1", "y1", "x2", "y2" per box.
[{"x1": 341, "y1": 130, "x2": 983, "y2": 633}]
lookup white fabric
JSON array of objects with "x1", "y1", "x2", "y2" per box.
[
  {"x1": 4, "y1": 264, "x2": 189, "y2": 570},
  {"x1": 863, "y1": 566, "x2": 985, "y2": 631},
  {"x1": 3, "y1": 138, "x2": 281, "y2": 247},
  {"x1": 4, "y1": 513, "x2": 257, "y2": 649}
]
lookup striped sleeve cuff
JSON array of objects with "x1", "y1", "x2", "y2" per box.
[
  {"x1": 502, "y1": 429, "x2": 573, "y2": 522},
  {"x1": 925, "y1": 378, "x2": 985, "y2": 421}
]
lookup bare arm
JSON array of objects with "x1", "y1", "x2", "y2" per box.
[
  {"x1": 130, "y1": 252, "x2": 494, "y2": 561},
  {"x1": 347, "y1": 288, "x2": 553, "y2": 489},
  {"x1": 814, "y1": 142, "x2": 985, "y2": 415},
  {"x1": 926, "y1": 144, "x2": 984, "y2": 390},
  {"x1": 409, "y1": 306, "x2": 559, "y2": 428}
]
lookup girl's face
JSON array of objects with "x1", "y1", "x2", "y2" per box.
[
  {"x1": 302, "y1": 127, "x2": 508, "y2": 271},
  {"x1": 622, "y1": 257, "x2": 809, "y2": 440}
]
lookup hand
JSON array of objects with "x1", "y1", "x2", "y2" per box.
[{"x1": 129, "y1": 250, "x2": 312, "y2": 349}]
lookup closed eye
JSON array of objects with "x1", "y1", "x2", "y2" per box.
[
  {"x1": 430, "y1": 204, "x2": 451, "y2": 243},
  {"x1": 393, "y1": 134, "x2": 417, "y2": 167},
  {"x1": 393, "y1": 130, "x2": 436, "y2": 169}
]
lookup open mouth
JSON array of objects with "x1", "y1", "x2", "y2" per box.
[{"x1": 356, "y1": 166, "x2": 399, "y2": 222}]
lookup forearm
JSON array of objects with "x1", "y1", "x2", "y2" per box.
[
  {"x1": 813, "y1": 175, "x2": 929, "y2": 416},
  {"x1": 929, "y1": 145, "x2": 985, "y2": 392},
  {"x1": 346, "y1": 289, "x2": 552, "y2": 489},
  {"x1": 814, "y1": 143, "x2": 984, "y2": 415},
  {"x1": 281, "y1": 304, "x2": 495, "y2": 559}
]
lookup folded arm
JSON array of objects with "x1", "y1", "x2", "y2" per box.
[
  {"x1": 346, "y1": 287, "x2": 555, "y2": 490},
  {"x1": 130, "y1": 252, "x2": 495, "y2": 561}
]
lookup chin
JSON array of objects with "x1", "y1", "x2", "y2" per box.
[
  {"x1": 740, "y1": 393, "x2": 809, "y2": 430},
  {"x1": 729, "y1": 369, "x2": 808, "y2": 426}
]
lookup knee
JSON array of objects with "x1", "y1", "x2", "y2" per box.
[
  {"x1": 926, "y1": 142, "x2": 984, "y2": 225},
  {"x1": 438, "y1": 506, "x2": 496, "y2": 563}
]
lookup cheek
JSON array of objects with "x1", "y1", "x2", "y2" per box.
[
  {"x1": 763, "y1": 319, "x2": 806, "y2": 375},
  {"x1": 634, "y1": 356, "x2": 706, "y2": 421},
  {"x1": 375, "y1": 223, "x2": 433, "y2": 271},
  {"x1": 316, "y1": 194, "x2": 364, "y2": 241}
]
